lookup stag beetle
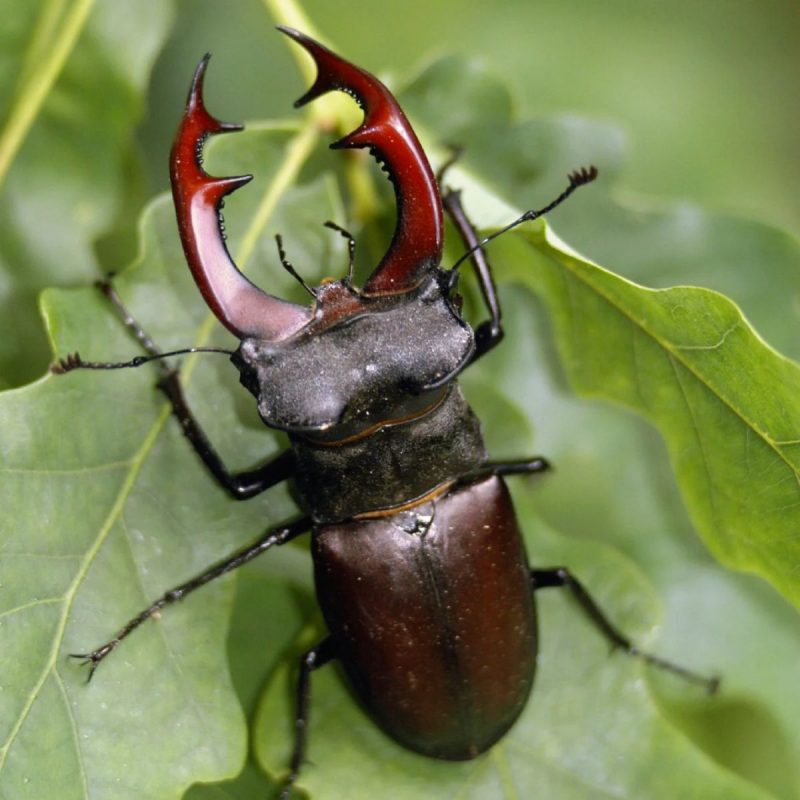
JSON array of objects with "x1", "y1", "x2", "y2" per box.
[{"x1": 55, "y1": 27, "x2": 718, "y2": 797}]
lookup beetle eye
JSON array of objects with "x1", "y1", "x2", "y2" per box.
[
  {"x1": 230, "y1": 350, "x2": 260, "y2": 397},
  {"x1": 236, "y1": 367, "x2": 260, "y2": 398}
]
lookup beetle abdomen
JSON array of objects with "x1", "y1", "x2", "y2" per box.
[{"x1": 312, "y1": 476, "x2": 537, "y2": 759}]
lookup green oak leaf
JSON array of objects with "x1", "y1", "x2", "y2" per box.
[
  {"x1": 2, "y1": 45, "x2": 798, "y2": 800},
  {"x1": 0, "y1": 124, "x2": 343, "y2": 799},
  {"x1": 496, "y1": 224, "x2": 800, "y2": 613}
]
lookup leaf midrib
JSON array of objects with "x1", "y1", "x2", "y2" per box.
[{"x1": 536, "y1": 228, "x2": 800, "y2": 480}]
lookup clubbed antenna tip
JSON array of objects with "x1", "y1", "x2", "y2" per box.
[{"x1": 568, "y1": 165, "x2": 598, "y2": 187}]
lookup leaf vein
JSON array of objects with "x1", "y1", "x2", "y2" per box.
[
  {"x1": 673, "y1": 321, "x2": 740, "y2": 351},
  {"x1": 0, "y1": 597, "x2": 62, "y2": 620},
  {"x1": 667, "y1": 353, "x2": 720, "y2": 536},
  {"x1": 53, "y1": 665, "x2": 89, "y2": 797}
]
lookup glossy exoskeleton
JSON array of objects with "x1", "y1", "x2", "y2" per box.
[{"x1": 57, "y1": 27, "x2": 717, "y2": 797}]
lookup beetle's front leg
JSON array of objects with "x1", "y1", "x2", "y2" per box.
[
  {"x1": 62, "y1": 278, "x2": 297, "y2": 499},
  {"x1": 72, "y1": 516, "x2": 311, "y2": 680},
  {"x1": 442, "y1": 187, "x2": 504, "y2": 363},
  {"x1": 154, "y1": 365, "x2": 296, "y2": 499},
  {"x1": 531, "y1": 567, "x2": 720, "y2": 693}
]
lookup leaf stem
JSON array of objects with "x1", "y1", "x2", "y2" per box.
[
  {"x1": 17, "y1": 0, "x2": 68, "y2": 89},
  {"x1": 261, "y1": 0, "x2": 360, "y2": 128},
  {"x1": 261, "y1": 0, "x2": 318, "y2": 82},
  {"x1": 0, "y1": 0, "x2": 95, "y2": 192}
]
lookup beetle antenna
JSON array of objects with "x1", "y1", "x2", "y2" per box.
[
  {"x1": 448, "y1": 166, "x2": 598, "y2": 273},
  {"x1": 324, "y1": 220, "x2": 357, "y2": 283},
  {"x1": 51, "y1": 347, "x2": 234, "y2": 374},
  {"x1": 275, "y1": 234, "x2": 317, "y2": 298}
]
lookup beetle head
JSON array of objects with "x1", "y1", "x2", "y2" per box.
[
  {"x1": 232, "y1": 270, "x2": 472, "y2": 433},
  {"x1": 170, "y1": 30, "x2": 472, "y2": 434}
]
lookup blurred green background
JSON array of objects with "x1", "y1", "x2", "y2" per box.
[{"x1": 141, "y1": 0, "x2": 800, "y2": 235}]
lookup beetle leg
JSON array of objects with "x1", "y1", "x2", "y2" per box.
[
  {"x1": 531, "y1": 568, "x2": 720, "y2": 693},
  {"x1": 442, "y1": 187, "x2": 503, "y2": 363},
  {"x1": 156, "y1": 366, "x2": 297, "y2": 499},
  {"x1": 442, "y1": 167, "x2": 598, "y2": 366},
  {"x1": 71, "y1": 517, "x2": 310, "y2": 680},
  {"x1": 97, "y1": 278, "x2": 297, "y2": 499},
  {"x1": 457, "y1": 457, "x2": 551, "y2": 486},
  {"x1": 281, "y1": 637, "x2": 337, "y2": 800}
]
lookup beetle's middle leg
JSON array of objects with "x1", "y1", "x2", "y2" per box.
[
  {"x1": 531, "y1": 567, "x2": 719, "y2": 693},
  {"x1": 71, "y1": 516, "x2": 310, "y2": 680},
  {"x1": 458, "y1": 457, "x2": 552, "y2": 485}
]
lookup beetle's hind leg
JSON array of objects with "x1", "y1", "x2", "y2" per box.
[
  {"x1": 280, "y1": 637, "x2": 336, "y2": 800},
  {"x1": 531, "y1": 567, "x2": 720, "y2": 693}
]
